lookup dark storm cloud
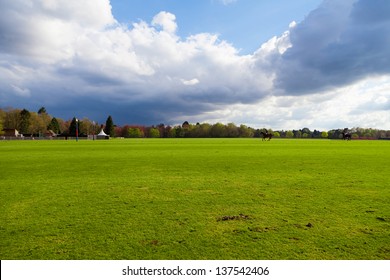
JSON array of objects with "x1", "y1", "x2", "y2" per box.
[
  {"x1": 274, "y1": 0, "x2": 390, "y2": 95},
  {"x1": 48, "y1": 94, "x2": 216, "y2": 125}
]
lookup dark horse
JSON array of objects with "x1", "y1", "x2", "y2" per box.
[
  {"x1": 260, "y1": 129, "x2": 273, "y2": 141},
  {"x1": 342, "y1": 132, "x2": 352, "y2": 140}
]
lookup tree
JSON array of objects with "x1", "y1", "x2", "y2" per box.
[
  {"x1": 191, "y1": 123, "x2": 211, "y2": 138},
  {"x1": 78, "y1": 118, "x2": 97, "y2": 135},
  {"x1": 168, "y1": 127, "x2": 177, "y2": 138},
  {"x1": 0, "y1": 109, "x2": 5, "y2": 133},
  {"x1": 239, "y1": 124, "x2": 254, "y2": 138},
  {"x1": 104, "y1": 115, "x2": 115, "y2": 137},
  {"x1": 321, "y1": 131, "x2": 328, "y2": 138},
  {"x1": 128, "y1": 127, "x2": 143, "y2": 138},
  {"x1": 28, "y1": 112, "x2": 48, "y2": 135},
  {"x1": 19, "y1": 109, "x2": 31, "y2": 134},
  {"x1": 47, "y1": 117, "x2": 61, "y2": 134},
  {"x1": 226, "y1": 123, "x2": 239, "y2": 137},
  {"x1": 68, "y1": 117, "x2": 79, "y2": 136},
  {"x1": 286, "y1": 130, "x2": 294, "y2": 138},
  {"x1": 210, "y1": 123, "x2": 227, "y2": 138},
  {"x1": 38, "y1": 107, "x2": 47, "y2": 114},
  {"x1": 3, "y1": 109, "x2": 21, "y2": 130},
  {"x1": 301, "y1": 127, "x2": 311, "y2": 137},
  {"x1": 149, "y1": 127, "x2": 160, "y2": 138},
  {"x1": 0, "y1": 111, "x2": 4, "y2": 135}
]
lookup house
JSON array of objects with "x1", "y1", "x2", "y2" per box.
[
  {"x1": 2, "y1": 129, "x2": 22, "y2": 137},
  {"x1": 45, "y1": 130, "x2": 57, "y2": 137}
]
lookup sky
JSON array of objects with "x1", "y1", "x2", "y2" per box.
[{"x1": 1, "y1": 0, "x2": 390, "y2": 130}]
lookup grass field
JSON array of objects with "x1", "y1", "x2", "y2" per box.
[{"x1": 0, "y1": 138, "x2": 389, "y2": 260}]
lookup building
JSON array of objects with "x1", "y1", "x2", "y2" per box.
[{"x1": 2, "y1": 129, "x2": 22, "y2": 137}]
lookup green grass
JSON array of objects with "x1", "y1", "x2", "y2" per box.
[{"x1": 0, "y1": 138, "x2": 389, "y2": 260}]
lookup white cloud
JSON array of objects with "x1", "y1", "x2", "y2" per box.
[
  {"x1": 181, "y1": 79, "x2": 200, "y2": 86},
  {"x1": 152, "y1": 11, "x2": 178, "y2": 34},
  {"x1": 205, "y1": 75, "x2": 390, "y2": 131}
]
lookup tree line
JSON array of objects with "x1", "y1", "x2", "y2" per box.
[
  {"x1": 1, "y1": 107, "x2": 390, "y2": 139},
  {"x1": 0, "y1": 107, "x2": 114, "y2": 137}
]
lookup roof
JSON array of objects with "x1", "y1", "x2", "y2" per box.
[{"x1": 98, "y1": 128, "x2": 108, "y2": 136}]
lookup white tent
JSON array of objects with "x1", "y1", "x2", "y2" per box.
[{"x1": 97, "y1": 127, "x2": 109, "y2": 139}]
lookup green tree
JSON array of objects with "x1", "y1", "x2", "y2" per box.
[
  {"x1": 210, "y1": 123, "x2": 227, "y2": 137},
  {"x1": 149, "y1": 127, "x2": 160, "y2": 138},
  {"x1": 226, "y1": 123, "x2": 239, "y2": 137},
  {"x1": 48, "y1": 117, "x2": 61, "y2": 134},
  {"x1": 239, "y1": 124, "x2": 254, "y2": 138},
  {"x1": 321, "y1": 131, "x2": 328, "y2": 138},
  {"x1": 191, "y1": 123, "x2": 211, "y2": 138},
  {"x1": 128, "y1": 127, "x2": 143, "y2": 138},
  {"x1": 104, "y1": 115, "x2": 115, "y2": 137},
  {"x1": 168, "y1": 127, "x2": 177, "y2": 138},
  {"x1": 286, "y1": 130, "x2": 294, "y2": 138},
  {"x1": 19, "y1": 109, "x2": 31, "y2": 134}
]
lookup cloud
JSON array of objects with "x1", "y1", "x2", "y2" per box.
[
  {"x1": 0, "y1": 0, "x2": 272, "y2": 125},
  {"x1": 273, "y1": 0, "x2": 390, "y2": 95},
  {"x1": 10, "y1": 84, "x2": 31, "y2": 97},
  {"x1": 152, "y1": 11, "x2": 177, "y2": 34},
  {"x1": 0, "y1": 0, "x2": 115, "y2": 62},
  {"x1": 201, "y1": 75, "x2": 390, "y2": 131},
  {"x1": 181, "y1": 78, "x2": 200, "y2": 86}
]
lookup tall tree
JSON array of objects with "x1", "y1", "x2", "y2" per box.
[
  {"x1": 19, "y1": 109, "x2": 31, "y2": 134},
  {"x1": 47, "y1": 117, "x2": 61, "y2": 134},
  {"x1": 104, "y1": 115, "x2": 115, "y2": 137},
  {"x1": 3, "y1": 109, "x2": 21, "y2": 130},
  {"x1": 68, "y1": 117, "x2": 79, "y2": 136}
]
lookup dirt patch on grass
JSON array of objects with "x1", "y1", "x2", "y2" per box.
[{"x1": 217, "y1": 214, "x2": 250, "y2": 222}]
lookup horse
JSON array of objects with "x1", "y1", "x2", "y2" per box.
[
  {"x1": 342, "y1": 132, "x2": 352, "y2": 140},
  {"x1": 260, "y1": 130, "x2": 273, "y2": 141}
]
